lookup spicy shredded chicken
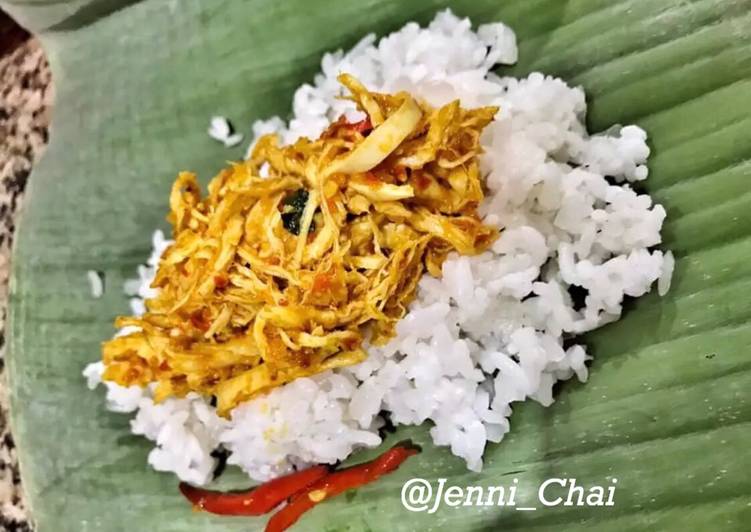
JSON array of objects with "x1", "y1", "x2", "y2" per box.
[{"x1": 102, "y1": 75, "x2": 499, "y2": 416}]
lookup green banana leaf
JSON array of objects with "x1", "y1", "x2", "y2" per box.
[{"x1": 4, "y1": 0, "x2": 751, "y2": 530}]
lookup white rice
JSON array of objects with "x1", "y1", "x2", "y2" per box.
[
  {"x1": 85, "y1": 9, "x2": 672, "y2": 485},
  {"x1": 208, "y1": 115, "x2": 244, "y2": 147},
  {"x1": 86, "y1": 270, "x2": 104, "y2": 299}
]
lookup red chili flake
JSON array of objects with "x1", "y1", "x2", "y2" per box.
[
  {"x1": 343, "y1": 337, "x2": 360, "y2": 351},
  {"x1": 363, "y1": 172, "x2": 382, "y2": 187},
  {"x1": 414, "y1": 173, "x2": 431, "y2": 191},
  {"x1": 391, "y1": 165, "x2": 408, "y2": 183},
  {"x1": 312, "y1": 273, "x2": 332, "y2": 293},
  {"x1": 349, "y1": 117, "x2": 372, "y2": 135},
  {"x1": 189, "y1": 309, "x2": 210, "y2": 331},
  {"x1": 326, "y1": 196, "x2": 337, "y2": 211},
  {"x1": 214, "y1": 274, "x2": 229, "y2": 289}
]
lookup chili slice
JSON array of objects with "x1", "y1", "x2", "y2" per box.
[
  {"x1": 179, "y1": 464, "x2": 329, "y2": 516},
  {"x1": 265, "y1": 445, "x2": 418, "y2": 532}
]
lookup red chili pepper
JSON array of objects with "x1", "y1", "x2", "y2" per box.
[
  {"x1": 265, "y1": 446, "x2": 418, "y2": 532},
  {"x1": 349, "y1": 117, "x2": 372, "y2": 134},
  {"x1": 179, "y1": 464, "x2": 329, "y2": 516}
]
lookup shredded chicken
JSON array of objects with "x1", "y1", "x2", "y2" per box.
[{"x1": 102, "y1": 75, "x2": 499, "y2": 416}]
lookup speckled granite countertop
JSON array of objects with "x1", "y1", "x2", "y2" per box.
[{"x1": 0, "y1": 20, "x2": 53, "y2": 531}]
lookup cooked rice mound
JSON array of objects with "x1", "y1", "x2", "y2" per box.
[
  {"x1": 85, "y1": 10, "x2": 672, "y2": 485},
  {"x1": 101, "y1": 75, "x2": 498, "y2": 415}
]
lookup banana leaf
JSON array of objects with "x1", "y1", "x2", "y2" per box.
[{"x1": 4, "y1": 0, "x2": 751, "y2": 530}]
